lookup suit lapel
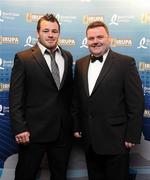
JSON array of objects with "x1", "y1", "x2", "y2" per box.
[
  {"x1": 82, "y1": 56, "x2": 91, "y2": 96},
  {"x1": 91, "y1": 50, "x2": 114, "y2": 95},
  {"x1": 32, "y1": 45, "x2": 55, "y2": 83},
  {"x1": 59, "y1": 49, "x2": 69, "y2": 89},
  {"x1": 32, "y1": 45, "x2": 71, "y2": 90}
]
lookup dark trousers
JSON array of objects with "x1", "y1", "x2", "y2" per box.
[
  {"x1": 14, "y1": 133, "x2": 71, "y2": 180},
  {"x1": 85, "y1": 146, "x2": 129, "y2": 180}
]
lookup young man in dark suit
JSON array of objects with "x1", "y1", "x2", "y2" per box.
[
  {"x1": 72, "y1": 21, "x2": 144, "y2": 180},
  {"x1": 9, "y1": 14, "x2": 73, "y2": 180}
]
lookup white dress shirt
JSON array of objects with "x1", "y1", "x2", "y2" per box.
[
  {"x1": 38, "y1": 42, "x2": 64, "y2": 83},
  {"x1": 88, "y1": 50, "x2": 109, "y2": 95}
]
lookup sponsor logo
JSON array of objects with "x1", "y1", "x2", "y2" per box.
[
  {"x1": 24, "y1": 36, "x2": 37, "y2": 47},
  {"x1": 109, "y1": 14, "x2": 134, "y2": 25},
  {"x1": 0, "y1": 58, "x2": 13, "y2": 69},
  {"x1": 111, "y1": 38, "x2": 132, "y2": 47},
  {"x1": 0, "y1": 104, "x2": 9, "y2": 116},
  {"x1": 83, "y1": 15, "x2": 104, "y2": 24},
  {"x1": 0, "y1": 10, "x2": 3, "y2": 22},
  {"x1": 0, "y1": 36, "x2": 19, "y2": 44},
  {"x1": 137, "y1": 37, "x2": 150, "y2": 49},
  {"x1": 141, "y1": 13, "x2": 150, "y2": 24},
  {"x1": 80, "y1": 37, "x2": 88, "y2": 48},
  {"x1": 0, "y1": 58, "x2": 4, "y2": 70},
  {"x1": 55, "y1": 14, "x2": 77, "y2": 24},
  {"x1": 58, "y1": 38, "x2": 75, "y2": 46},
  {"x1": 0, "y1": 9, "x2": 20, "y2": 22},
  {"x1": 26, "y1": 13, "x2": 43, "y2": 22},
  {"x1": 139, "y1": 62, "x2": 150, "y2": 71},
  {"x1": 0, "y1": 83, "x2": 10, "y2": 92},
  {"x1": 144, "y1": 87, "x2": 150, "y2": 95},
  {"x1": 144, "y1": 109, "x2": 150, "y2": 118},
  {"x1": 0, "y1": 104, "x2": 4, "y2": 115}
]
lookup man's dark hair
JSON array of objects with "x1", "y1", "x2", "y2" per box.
[
  {"x1": 37, "y1": 13, "x2": 60, "y2": 32},
  {"x1": 86, "y1": 21, "x2": 109, "y2": 35}
]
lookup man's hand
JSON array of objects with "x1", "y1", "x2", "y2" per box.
[
  {"x1": 74, "y1": 132, "x2": 82, "y2": 138},
  {"x1": 125, "y1": 141, "x2": 135, "y2": 149},
  {"x1": 15, "y1": 131, "x2": 30, "y2": 144}
]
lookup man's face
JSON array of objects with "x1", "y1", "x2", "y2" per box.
[
  {"x1": 87, "y1": 26, "x2": 111, "y2": 57},
  {"x1": 37, "y1": 20, "x2": 60, "y2": 51}
]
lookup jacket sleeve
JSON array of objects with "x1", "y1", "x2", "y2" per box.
[
  {"x1": 9, "y1": 54, "x2": 28, "y2": 135},
  {"x1": 124, "y1": 58, "x2": 144, "y2": 143},
  {"x1": 71, "y1": 63, "x2": 81, "y2": 133}
]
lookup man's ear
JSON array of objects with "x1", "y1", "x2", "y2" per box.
[{"x1": 36, "y1": 31, "x2": 39, "y2": 39}]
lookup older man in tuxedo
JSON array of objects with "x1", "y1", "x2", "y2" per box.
[{"x1": 72, "y1": 21, "x2": 144, "y2": 180}]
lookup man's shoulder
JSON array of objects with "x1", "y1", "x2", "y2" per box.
[
  {"x1": 13, "y1": 46, "x2": 39, "y2": 63},
  {"x1": 16, "y1": 46, "x2": 34, "y2": 56},
  {"x1": 110, "y1": 50, "x2": 134, "y2": 61},
  {"x1": 76, "y1": 55, "x2": 90, "y2": 63},
  {"x1": 59, "y1": 46, "x2": 72, "y2": 56}
]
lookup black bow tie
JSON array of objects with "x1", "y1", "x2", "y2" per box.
[{"x1": 90, "y1": 55, "x2": 103, "y2": 63}]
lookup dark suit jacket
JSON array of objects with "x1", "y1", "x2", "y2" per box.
[
  {"x1": 9, "y1": 44, "x2": 73, "y2": 143},
  {"x1": 72, "y1": 49, "x2": 144, "y2": 154}
]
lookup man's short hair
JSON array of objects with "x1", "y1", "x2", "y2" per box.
[
  {"x1": 86, "y1": 21, "x2": 109, "y2": 35},
  {"x1": 37, "y1": 13, "x2": 60, "y2": 32}
]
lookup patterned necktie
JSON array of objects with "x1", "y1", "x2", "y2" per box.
[
  {"x1": 90, "y1": 54, "x2": 103, "y2": 63},
  {"x1": 45, "y1": 49, "x2": 60, "y2": 89}
]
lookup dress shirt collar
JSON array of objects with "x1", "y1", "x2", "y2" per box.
[{"x1": 37, "y1": 42, "x2": 61, "y2": 55}]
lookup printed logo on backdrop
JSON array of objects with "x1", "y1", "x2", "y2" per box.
[
  {"x1": 26, "y1": 13, "x2": 43, "y2": 22},
  {"x1": 55, "y1": 14, "x2": 77, "y2": 24},
  {"x1": 139, "y1": 62, "x2": 150, "y2": 71},
  {"x1": 0, "y1": 83, "x2": 10, "y2": 92},
  {"x1": 0, "y1": 36, "x2": 19, "y2": 44},
  {"x1": 80, "y1": 37, "x2": 88, "y2": 48},
  {"x1": 0, "y1": 104, "x2": 9, "y2": 116},
  {"x1": 0, "y1": 58, "x2": 4, "y2": 70},
  {"x1": 144, "y1": 109, "x2": 150, "y2": 118},
  {"x1": 137, "y1": 37, "x2": 150, "y2": 49},
  {"x1": 0, "y1": 10, "x2": 20, "y2": 22},
  {"x1": 0, "y1": 58, "x2": 13, "y2": 69},
  {"x1": 109, "y1": 14, "x2": 134, "y2": 25},
  {"x1": 143, "y1": 86, "x2": 150, "y2": 96},
  {"x1": 0, "y1": 105, "x2": 4, "y2": 116},
  {"x1": 24, "y1": 36, "x2": 37, "y2": 47},
  {"x1": 58, "y1": 38, "x2": 76, "y2": 46},
  {"x1": 111, "y1": 38, "x2": 132, "y2": 47},
  {"x1": 83, "y1": 15, "x2": 104, "y2": 24},
  {"x1": 141, "y1": 13, "x2": 150, "y2": 24},
  {"x1": 0, "y1": 10, "x2": 3, "y2": 22}
]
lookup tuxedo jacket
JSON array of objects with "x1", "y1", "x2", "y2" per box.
[
  {"x1": 9, "y1": 44, "x2": 73, "y2": 143},
  {"x1": 72, "y1": 49, "x2": 144, "y2": 154}
]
